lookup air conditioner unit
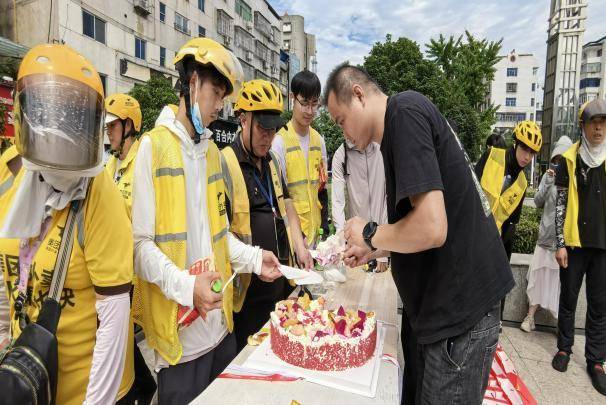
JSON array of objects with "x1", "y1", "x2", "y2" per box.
[
  {"x1": 262, "y1": 60, "x2": 269, "y2": 69},
  {"x1": 223, "y1": 36, "x2": 231, "y2": 46},
  {"x1": 246, "y1": 51, "x2": 253, "y2": 62},
  {"x1": 134, "y1": 0, "x2": 152, "y2": 16},
  {"x1": 246, "y1": 22, "x2": 254, "y2": 31}
]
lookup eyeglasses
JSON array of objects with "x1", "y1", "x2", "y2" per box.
[{"x1": 295, "y1": 97, "x2": 320, "y2": 112}]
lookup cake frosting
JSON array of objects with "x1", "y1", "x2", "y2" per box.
[{"x1": 269, "y1": 295, "x2": 377, "y2": 371}]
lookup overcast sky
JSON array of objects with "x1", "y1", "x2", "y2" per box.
[{"x1": 269, "y1": 0, "x2": 606, "y2": 90}]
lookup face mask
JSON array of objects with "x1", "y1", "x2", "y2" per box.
[
  {"x1": 40, "y1": 171, "x2": 82, "y2": 193},
  {"x1": 550, "y1": 162, "x2": 559, "y2": 170},
  {"x1": 191, "y1": 79, "x2": 205, "y2": 135}
]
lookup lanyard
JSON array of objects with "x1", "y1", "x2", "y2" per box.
[{"x1": 252, "y1": 169, "x2": 276, "y2": 217}]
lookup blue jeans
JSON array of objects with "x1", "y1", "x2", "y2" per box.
[{"x1": 415, "y1": 303, "x2": 500, "y2": 404}]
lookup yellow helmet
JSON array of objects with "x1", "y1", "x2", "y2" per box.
[
  {"x1": 173, "y1": 38, "x2": 244, "y2": 99},
  {"x1": 15, "y1": 44, "x2": 104, "y2": 170},
  {"x1": 513, "y1": 120, "x2": 542, "y2": 152},
  {"x1": 105, "y1": 93, "x2": 142, "y2": 131},
  {"x1": 235, "y1": 80, "x2": 283, "y2": 113}
]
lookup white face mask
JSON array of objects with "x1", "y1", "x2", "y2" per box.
[{"x1": 40, "y1": 171, "x2": 83, "y2": 193}]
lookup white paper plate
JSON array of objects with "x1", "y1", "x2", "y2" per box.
[{"x1": 280, "y1": 265, "x2": 323, "y2": 285}]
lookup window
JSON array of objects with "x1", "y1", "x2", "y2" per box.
[
  {"x1": 254, "y1": 11, "x2": 271, "y2": 38},
  {"x1": 99, "y1": 73, "x2": 107, "y2": 94},
  {"x1": 255, "y1": 40, "x2": 269, "y2": 63},
  {"x1": 198, "y1": 25, "x2": 206, "y2": 37},
  {"x1": 235, "y1": 0, "x2": 252, "y2": 22},
  {"x1": 532, "y1": 83, "x2": 536, "y2": 92},
  {"x1": 160, "y1": 47, "x2": 166, "y2": 67},
  {"x1": 599, "y1": 49, "x2": 603, "y2": 57},
  {"x1": 531, "y1": 98, "x2": 535, "y2": 107},
  {"x1": 532, "y1": 67, "x2": 538, "y2": 76},
  {"x1": 198, "y1": 0, "x2": 205, "y2": 12},
  {"x1": 283, "y1": 22, "x2": 291, "y2": 33},
  {"x1": 586, "y1": 62, "x2": 602, "y2": 74},
  {"x1": 159, "y1": 2, "x2": 166, "y2": 23},
  {"x1": 505, "y1": 97, "x2": 516, "y2": 107},
  {"x1": 496, "y1": 112, "x2": 526, "y2": 122},
  {"x1": 530, "y1": 113, "x2": 534, "y2": 121},
  {"x1": 507, "y1": 68, "x2": 518, "y2": 77},
  {"x1": 580, "y1": 77, "x2": 601, "y2": 89},
  {"x1": 174, "y1": 12, "x2": 190, "y2": 34},
  {"x1": 82, "y1": 10, "x2": 105, "y2": 44},
  {"x1": 135, "y1": 37, "x2": 146, "y2": 60},
  {"x1": 235, "y1": 26, "x2": 253, "y2": 51},
  {"x1": 506, "y1": 83, "x2": 517, "y2": 93},
  {"x1": 217, "y1": 9, "x2": 233, "y2": 37},
  {"x1": 283, "y1": 39, "x2": 290, "y2": 51}
]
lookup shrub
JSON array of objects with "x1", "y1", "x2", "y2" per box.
[{"x1": 512, "y1": 205, "x2": 542, "y2": 254}]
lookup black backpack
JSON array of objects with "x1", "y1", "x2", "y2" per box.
[{"x1": 0, "y1": 199, "x2": 83, "y2": 405}]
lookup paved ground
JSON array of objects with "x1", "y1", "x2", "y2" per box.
[{"x1": 500, "y1": 324, "x2": 605, "y2": 404}]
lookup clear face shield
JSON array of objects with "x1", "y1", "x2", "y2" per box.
[{"x1": 15, "y1": 74, "x2": 104, "y2": 171}]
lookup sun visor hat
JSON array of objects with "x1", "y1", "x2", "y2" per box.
[
  {"x1": 255, "y1": 112, "x2": 286, "y2": 130},
  {"x1": 14, "y1": 44, "x2": 105, "y2": 171}
]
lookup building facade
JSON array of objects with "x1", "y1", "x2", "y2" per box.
[
  {"x1": 281, "y1": 13, "x2": 316, "y2": 73},
  {"x1": 0, "y1": 0, "x2": 284, "y2": 104},
  {"x1": 489, "y1": 50, "x2": 540, "y2": 135},
  {"x1": 540, "y1": 0, "x2": 587, "y2": 163},
  {"x1": 580, "y1": 35, "x2": 606, "y2": 105}
]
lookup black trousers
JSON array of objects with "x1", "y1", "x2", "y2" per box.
[
  {"x1": 157, "y1": 333, "x2": 237, "y2": 405},
  {"x1": 557, "y1": 247, "x2": 606, "y2": 364},
  {"x1": 401, "y1": 309, "x2": 418, "y2": 405}
]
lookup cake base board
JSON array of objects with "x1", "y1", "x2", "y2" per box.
[{"x1": 243, "y1": 324, "x2": 386, "y2": 398}]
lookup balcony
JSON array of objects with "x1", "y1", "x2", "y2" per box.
[
  {"x1": 134, "y1": 0, "x2": 152, "y2": 16},
  {"x1": 217, "y1": 9, "x2": 234, "y2": 38},
  {"x1": 254, "y1": 11, "x2": 271, "y2": 38}
]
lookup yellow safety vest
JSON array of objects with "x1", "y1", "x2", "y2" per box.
[
  {"x1": 561, "y1": 142, "x2": 606, "y2": 247},
  {"x1": 105, "y1": 139, "x2": 140, "y2": 218},
  {"x1": 0, "y1": 145, "x2": 23, "y2": 229},
  {"x1": 480, "y1": 147, "x2": 528, "y2": 232},
  {"x1": 276, "y1": 121, "x2": 323, "y2": 245},
  {"x1": 131, "y1": 126, "x2": 233, "y2": 365},
  {"x1": 221, "y1": 145, "x2": 295, "y2": 312}
]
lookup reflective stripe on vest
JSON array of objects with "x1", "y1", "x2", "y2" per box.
[
  {"x1": 131, "y1": 126, "x2": 233, "y2": 365},
  {"x1": 221, "y1": 145, "x2": 295, "y2": 312},
  {"x1": 277, "y1": 121, "x2": 323, "y2": 245},
  {"x1": 480, "y1": 147, "x2": 528, "y2": 233}
]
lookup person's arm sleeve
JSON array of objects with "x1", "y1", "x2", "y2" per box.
[
  {"x1": 84, "y1": 293, "x2": 130, "y2": 405},
  {"x1": 555, "y1": 188, "x2": 568, "y2": 249},
  {"x1": 132, "y1": 138, "x2": 196, "y2": 307},
  {"x1": 390, "y1": 107, "x2": 443, "y2": 210},
  {"x1": 474, "y1": 150, "x2": 489, "y2": 179},
  {"x1": 227, "y1": 232, "x2": 262, "y2": 275},
  {"x1": 0, "y1": 272, "x2": 9, "y2": 342},
  {"x1": 271, "y1": 137, "x2": 288, "y2": 184},
  {"x1": 331, "y1": 146, "x2": 346, "y2": 232},
  {"x1": 533, "y1": 174, "x2": 551, "y2": 208},
  {"x1": 320, "y1": 136, "x2": 328, "y2": 170}
]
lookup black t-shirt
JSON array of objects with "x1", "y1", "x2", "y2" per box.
[
  {"x1": 381, "y1": 91, "x2": 514, "y2": 344},
  {"x1": 226, "y1": 138, "x2": 291, "y2": 305},
  {"x1": 555, "y1": 156, "x2": 606, "y2": 249}
]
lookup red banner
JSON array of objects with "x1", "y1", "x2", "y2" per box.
[{"x1": 0, "y1": 81, "x2": 15, "y2": 138}]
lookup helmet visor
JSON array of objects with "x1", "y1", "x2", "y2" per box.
[{"x1": 15, "y1": 74, "x2": 104, "y2": 171}]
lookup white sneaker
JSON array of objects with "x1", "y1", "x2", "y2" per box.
[{"x1": 520, "y1": 315, "x2": 535, "y2": 332}]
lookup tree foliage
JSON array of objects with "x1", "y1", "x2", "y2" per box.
[
  {"x1": 362, "y1": 32, "x2": 502, "y2": 160},
  {"x1": 128, "y1": 74, "x2": 179, "y2": 134}
]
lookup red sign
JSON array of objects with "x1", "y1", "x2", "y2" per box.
[{"x1": 0, "y1": 81, "x2": 15, "y2": 138}]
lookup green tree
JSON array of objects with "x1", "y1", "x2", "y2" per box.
[
  {"x1": 361, "y1": 33, "x2": 502, "y2": 160},
  {"x1": 128, "y1": 73, "x2": 179, "y2": 134}
]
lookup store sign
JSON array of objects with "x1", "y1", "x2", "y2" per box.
[{"x1": 209, "y1": 118, "x2": 239, "y2": 149}]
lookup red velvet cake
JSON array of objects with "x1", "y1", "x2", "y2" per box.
[{"x1": 269, "y1": 295, "x2": 377, "y2": 371}]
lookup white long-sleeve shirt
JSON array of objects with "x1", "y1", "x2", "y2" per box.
[{"x1": 132, "y1": 119, "x2": 262, "y2": 370}]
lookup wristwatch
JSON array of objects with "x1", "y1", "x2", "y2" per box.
[{"x1": 362, "y1": 221, "x2": 378, "y2": 251}]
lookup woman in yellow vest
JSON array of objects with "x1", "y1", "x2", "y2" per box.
[
  {"x1": 105, "y1": 93, "x2": 142, "y2": 216},
  {"x1": 272, "y1": 70, "x2": 329, "y2": 247},
  {"x1": 475, "y1": 120, "x2": 542, "y2": 259},
  {"x1": 551, "y1": 99, "x2": 606, "y2": 395},
  {"x1": 222, "y1": 79, "x2": 314, "y2": 350},
  {"x1": 0, "y1": 44, "x2": 134, "y2": 404},
  {"x1": 130, "y1": 38, "x2": 283, "y2": 404}
]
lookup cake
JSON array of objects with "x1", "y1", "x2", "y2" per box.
[{"x1": 269, "y1": 295, "x2": 377, "y2": 371}]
